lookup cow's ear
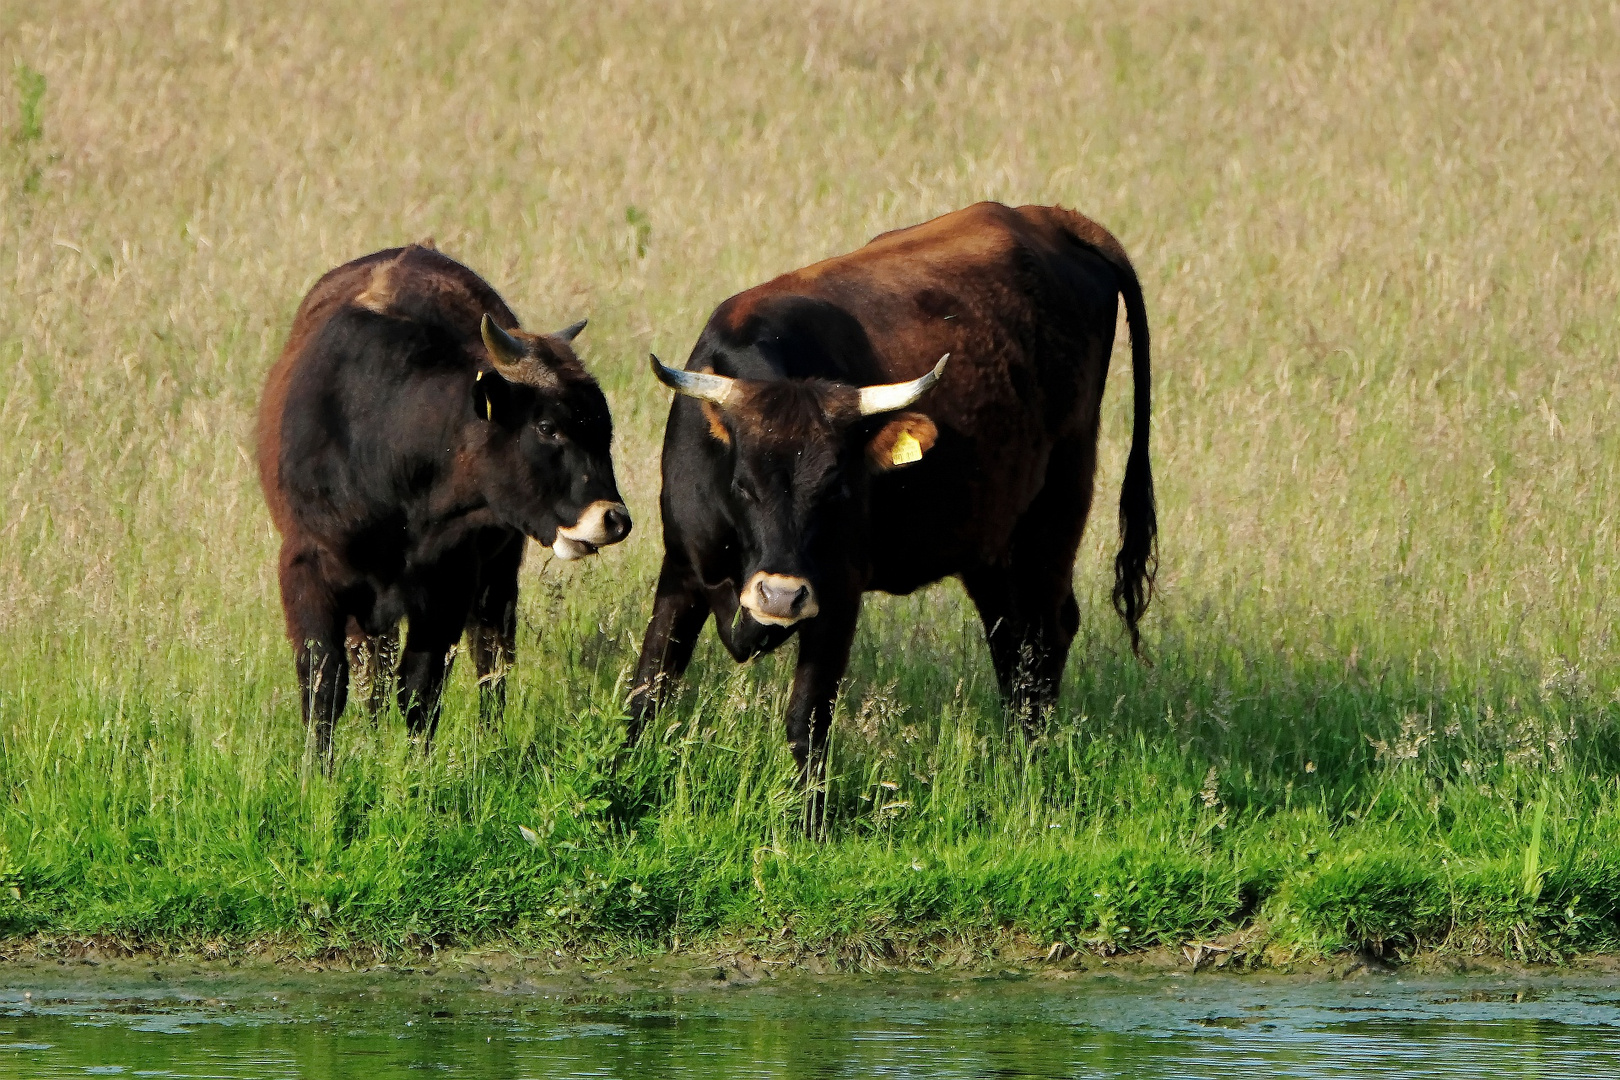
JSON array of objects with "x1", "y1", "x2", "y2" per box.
[
  {"x1": 865, "y1": 412, "x2": 937, "y2": 471},
  {"x1": 474, "y1": 370, "x2": 521, "y2": 427}
]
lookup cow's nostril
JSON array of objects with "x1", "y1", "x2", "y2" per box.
[
  {"x1": 604, "y1": 507, "x2": 631, "y2": 541},
  {"x1": 791, "y1": 585, "x2": 809, "y2": 610}
]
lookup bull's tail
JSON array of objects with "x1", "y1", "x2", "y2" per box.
[{"x1": 1110, "y1": 256, "x2": 1157, "y2": 655}]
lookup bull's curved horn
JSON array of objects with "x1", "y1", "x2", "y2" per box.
[
  {"x1": 556, "y1": 319, "x2": 587, "y2": 342},
  {"x1": 857, "y1": 353, "x2": 950, "y2": 416},
  {"x1": 649, "y1": 354, "x2": 738, "y2": 406},
  {"x1": 481, "y1": 314, "x2": 526, "y2": 371}
]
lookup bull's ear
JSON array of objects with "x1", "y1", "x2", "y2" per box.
[
  {"x1": 865, "y1": 412, "x2": 938, "y2": 472},
  {"x1": 473, "y1": 370, "x2": 520, "y2": 427}
]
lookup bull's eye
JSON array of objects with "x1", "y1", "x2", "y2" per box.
[
  {"x1": 732, "y1": 478, "x2": 758, "y2": 504},
  {"x1": 535, "y1": 419, "x2": 559, "y2": 439}
]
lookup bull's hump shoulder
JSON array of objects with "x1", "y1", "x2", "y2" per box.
[
  {"x1": 352, "y1": 256, "x2": 401, "y2": 315},
  {"x1": 712, "y1": 291, "x2": 764, "y2": 338},
  {"x1": 349, "y1": 243, "x2": 501, "y2": 322}
]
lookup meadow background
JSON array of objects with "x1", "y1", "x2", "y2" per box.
[{"x1": 1, "y1": 0, "x2": 1617, "y2": 963}]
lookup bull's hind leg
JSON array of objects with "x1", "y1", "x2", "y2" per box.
[
  {"x1": 963, "y1": 440, "x2": 1094, "y2": 732},
  {"x1": 278, "y1": 545, "x2": 349, "y2": 769},
  {"x1": 468, "y1": 537, "x2": 523, "y2": 727},
  {"x1": 963, "y1": 567, "x2": 1080, "y2": 733}
]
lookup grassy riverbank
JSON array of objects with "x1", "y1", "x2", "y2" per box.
[{"x1": 2, "y1": 0, "x2": 1618, "y2": 964}]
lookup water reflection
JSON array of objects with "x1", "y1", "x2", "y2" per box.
[{"x1": 3, "y1": 971, "x2": 1619, "y2": 1078}]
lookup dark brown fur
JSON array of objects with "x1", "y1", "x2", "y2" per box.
[{"x1": 259, "y1": 244, "x2": 625, "y2": 763}]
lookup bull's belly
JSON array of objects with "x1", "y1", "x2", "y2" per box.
[
  {"x1": 866, "y1": 554, "x2": 962, "y2": 598},
  {"x1": 864, "y1": 469, "x2": 1030, "y2": 594}
]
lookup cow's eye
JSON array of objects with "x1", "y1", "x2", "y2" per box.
[
  {"x1": 732, "y1": 479, "x2": 758, "y2": 503},
  {"x1": 535, "y1": 419, "x2": 559, "y2": 439}
]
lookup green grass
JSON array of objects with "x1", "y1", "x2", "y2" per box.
[
  {"x1": 4, "y1": 574, "x2": 1619, "y2": 963},
  {"x1": 1, "y1": 0, "x2": 1618, "y2": 965}
]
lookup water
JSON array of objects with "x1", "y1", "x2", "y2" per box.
[{"x1": 4, "y1": 964, "x2": 1620, "y2": 1078}]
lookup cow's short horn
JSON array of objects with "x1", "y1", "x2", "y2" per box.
[
  {"x1": 556, "y1": 319, "x2": 587, "y2": 342},
  {"x1": 481, "y1": 314, "x2": 526, "y2": 370},
  {"x1": 857, "y1": 353, "x2": 950, "y2": 416},
  {"x1": 650, "y1": 354, "x2": 738, "y2": 406}
]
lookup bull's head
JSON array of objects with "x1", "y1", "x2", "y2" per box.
[
  {"x1": 475, "y1": 315, "x2": 631, "y2": 558},
  {"x1": 652, "y1": 353, "x2": 948, "y2": 626}
]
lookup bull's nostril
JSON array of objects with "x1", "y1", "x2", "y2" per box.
[
  {"x1": 604, "y1": 507, "x2": 631, "y2": 541},
  {"x1": 791, "y1": 585, "x2": 809, "y2": 610}
]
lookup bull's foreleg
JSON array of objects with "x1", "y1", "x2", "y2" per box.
[
  {"x1": 398, "y1": 571, "x2": 475, "y2": 744},
  {"x1": 279, "y1": 545, "x2": 349, "y2": 771},
  {"x1": 627, "y1": 558, "x2": 711, "y2": 743},
  {"x1": 397, "y1": 630, "x2": 458, "y2": 744},
  {"x1": 347, "y1": 620, "x2": 399, "y2": 723},
  {"x1": 468, "y1": 537, "x2": 523, "y2": 727},
  {"x1": 784, "y1": 598, "x2": 861, "y2": 834}
]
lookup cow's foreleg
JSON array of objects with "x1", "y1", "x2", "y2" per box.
[
  {"x1": 627, "y1": 558, "x2": 711, "y2": 743},
  {"x1": 347, "y1": 620, "x2": 399, "y2": 723},
  {"x1": 397, "y1": 627, "x2": 459, "y2": 744},
  {"x1": 468, "y1": 537, "x2": 523, "y2": 727},
  {"x1": 785, "y1": 598, "x2": 861, "y2": 833},
  {"x1": 279, "y1": 545, "x2": 349, "y2": 770},
  {"x1": 398, "y1": 571, "x2": 475, "y2": 744}
]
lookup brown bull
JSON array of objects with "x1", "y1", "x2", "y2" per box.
[
  {"x1": 258, "y1": 243, "x2": 630, "y2": 764},
  {"x1": 629, "y1": 202, "x2": 1156, "y2": 794}
]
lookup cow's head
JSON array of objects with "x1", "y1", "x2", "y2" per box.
[
  {"x1": 474, "y1": 315, "x2": 631, "y2": 558},
  {"x1": 652, "y1": 353, "x2": 947, "y2": 626}
]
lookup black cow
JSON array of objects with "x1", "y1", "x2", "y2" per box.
[
  {"x1": 258, "y1": 242, "x2": 630, "y2": 764},
  {"x1": 628, "y1": 202, "x2": 1155, "y2": 791}
]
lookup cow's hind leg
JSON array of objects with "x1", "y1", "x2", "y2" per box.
[
  {"x1": 468, "y1": 537, "x2": 523, "y2": 727},
  {"x1": 963, "y1": 569, "x2": 1079, "y2": 734},
  {"x1": 627, "y1": 555, "x2": 712, "y2": 743},
  {"x1": 964, "y1": 440, "x2": 1093, "y2": 733},
  {"x1": 279, "y1": 545, "x2": 350, "y2": 769}
]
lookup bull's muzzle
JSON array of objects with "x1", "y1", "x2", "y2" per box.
[
  {"x1": 552, "y1": 500, "x2": 632, "y2": 560},
  {"x1": 740, "y1": 572, "x2": 819, "y2": 626}
]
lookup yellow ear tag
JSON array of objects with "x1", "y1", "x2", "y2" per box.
[
  {"x1": 891, "y1": 429, "x2": 923, "y2": 466},
  {"x1": 477, "y1": 371, "x2": 492, "y2": 420}
]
